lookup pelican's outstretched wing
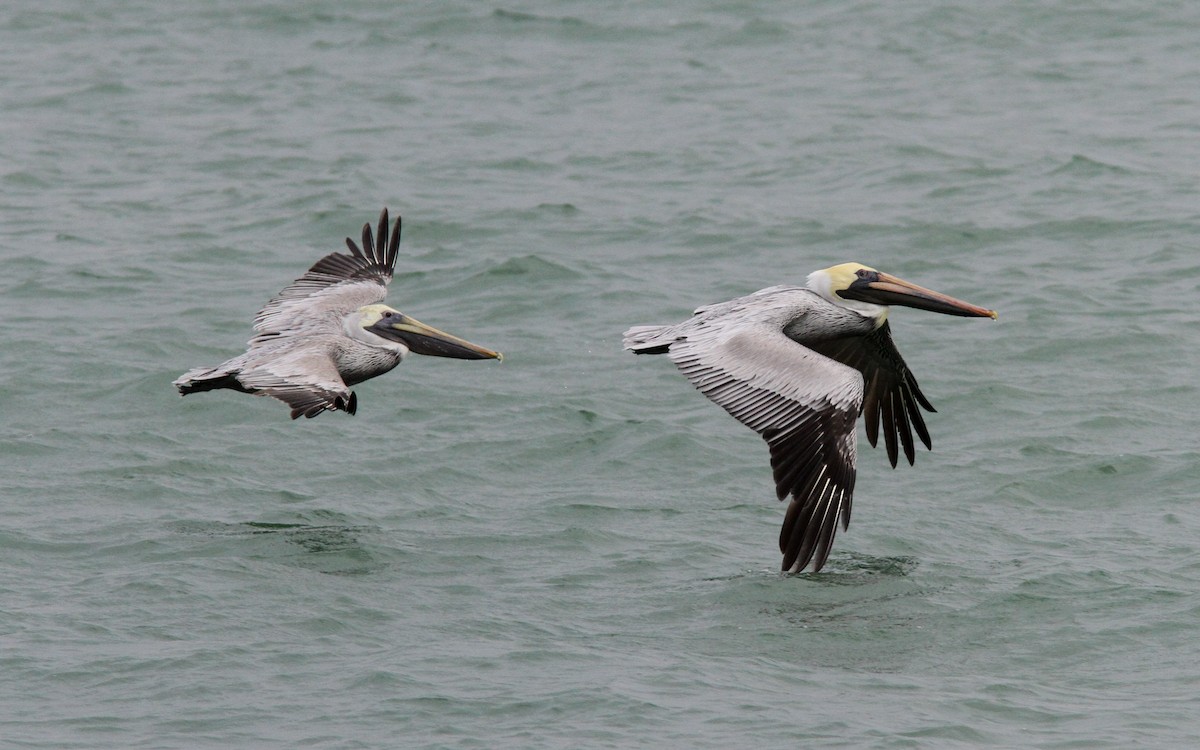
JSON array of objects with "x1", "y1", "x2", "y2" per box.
[
  {"x1": 252, "y1": 209, "x2": 401, "y2": 341},
  {"x1": 232, "y1": 337, "x2": 357, "y2": 419},
  {"x1": 663, "y1": 319, "x2": 865, "y2": 573},
  {"x1": 806, "y1": 321, "x2": 934, "y2": 468}
]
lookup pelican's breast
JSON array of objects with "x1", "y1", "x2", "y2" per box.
[{"x1": 336, "y1": 340, "x2": 405, "y2": 386}]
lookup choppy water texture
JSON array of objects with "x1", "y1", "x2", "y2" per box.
[{"x1": 4, "y1": 1, "x2": 1200, "y2": 747}]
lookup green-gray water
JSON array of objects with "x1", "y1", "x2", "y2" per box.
[{"x1": 4, "y1": 2, "x2": 1200, "y2": 747}]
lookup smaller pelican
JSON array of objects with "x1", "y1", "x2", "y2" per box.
[
  {"x1": 174, "y1": 209, "x2": 501, "y2": 419},
  {"x1": 623, "y1": 263, "x2": 996, "y2": 573}
]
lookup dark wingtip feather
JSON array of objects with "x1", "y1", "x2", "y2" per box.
[
  {"x1": 633, "y1": 343, "x2": 670, "y2": 355},
  {"x1": 841, "y1": 473, "x2": 856, "y2": 529},
  {"x1": 864, "y1": 387, "x2": 880, "y2": 448},
  {"x1": 779, "y1": 496, "x2": 802, "y2": 553},
  {"x1": 882, "y1": 393, "x2": 899, "y2": 468},
  {"x1": 904, "y1": 385, "x2": 933, "y2": 451},
  {"x1": 812, "y1": 517, "x2": 838, "y2": 572},
  {"x1": 386, "y1": 212, "x2": 401, "y2": 273},
  {"x1": 375, "y1": 209, "x2": 388, "y2": 265},
  {"x1": 361, "y1": 222, "x2": 375, "y2": 259},
  {"x1": 909, "y1": 375, "x2": 936, "y2": 412},
  {"x1": 781, "y1": 474, "x2": 827, "y2": 573},
  {"x1": 895, "y1": 391, "x2": 915, "y2": 466},
  {"x1": 345, "y1": 237, "x2": 364, "y2": 259}
]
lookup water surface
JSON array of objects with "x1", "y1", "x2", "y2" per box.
[{"x1": 3, "y1": 2, "x2": 1200, "y2": 747}]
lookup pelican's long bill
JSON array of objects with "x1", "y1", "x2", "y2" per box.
[
  {"x1": 839, "y1": 270, "x2": 998, "y2": 319},
  {"x1": 368, "y1": 314, "x2": 503, "y2": 361}
]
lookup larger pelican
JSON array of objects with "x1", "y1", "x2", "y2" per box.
[
  {"x1": 174, "y1": 209, "x2": 501, "y2": 419},
  {"x1": 623, "y1": 263, "x2": 996, "y2": 573}
]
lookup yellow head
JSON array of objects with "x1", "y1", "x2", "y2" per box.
[
  {"x1": 806, "y1": 262, "x2": 885, "y2": 321},
  {"x1": 808, "y1": 262, "x2": 877, "y2": 297},
  {"x1": 356, "y1": 303, "x2": 397, "y2": 328}
]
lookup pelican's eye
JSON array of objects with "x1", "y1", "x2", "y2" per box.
[
  {"x1": 382, "y1": 311, "x2": 393, "y2": 318},
  {"x1": 856, "y1": 269, "x2": 879, "y2": 282}
]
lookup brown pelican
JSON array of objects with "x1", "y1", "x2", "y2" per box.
[
  {"x1": 174, "y1": 209, "x2": 501, "y2": 419},
  {"x1": 623, "y1": 263, "x2": 996, "y2": 573}
]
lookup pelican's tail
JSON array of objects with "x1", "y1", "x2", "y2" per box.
[
  {"x1": 622, "y1": 324, "x2": 676, "y2": 355},
  {"x1": 173, "y1": 365, "x2": 251, "y2": 396}
]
